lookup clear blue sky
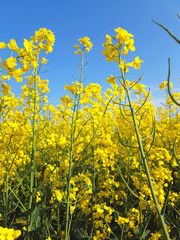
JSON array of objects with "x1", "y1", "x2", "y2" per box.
[{"x1": 1, "y1": 0, "x2": 180, "y2": 107}]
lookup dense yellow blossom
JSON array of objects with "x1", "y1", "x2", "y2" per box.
[
  {"x1": 1, "y1": 83, "x2": 11, "y2": 95},
  {"x1": 0, "y1": 26, "x2": 179, "y2": 240},
  {"x1": 0, "y1": 42, "x2": 6, "y2": 49},
  {"x1": 74, "y1": 36, "x2": 93, "y2": 54},
  {"x1": 0, "y1": 227, "x2": 21, "y2": 240}
]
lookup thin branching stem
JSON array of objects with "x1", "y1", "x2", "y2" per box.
[
  {"x1": 65, "y1": 49, "x2": 84, "y2": 240},
  {"x1": 152, "y1": 19, "x2": 180, "y2": 44},
  {"x1": 121, "y1": 69, "x2": 170, "y2": 240},
  {"x1": 167, "y1": 58, "x2": 180, "y2": 106},
  {"x1": 28, "y1": 67, "x2": 38, "y2": 237}
]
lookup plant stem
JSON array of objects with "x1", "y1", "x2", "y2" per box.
[
  {"x1": 28, "y1": 68, "x2": 38, "y2": 236},
  {"x1": 121, "y1": 70, "x2": 170, "y2": 240},
  {"x1": 65, "y1": 50, "x2": 84, "y2": 240}
]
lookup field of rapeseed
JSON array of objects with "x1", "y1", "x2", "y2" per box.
[{"x1": 0, "y1": 24, "x2": 179, "y2": 240}]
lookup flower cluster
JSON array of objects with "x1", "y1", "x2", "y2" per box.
[
  {"x1": 0, "y1": 28, "x2": 55, "y2": 84},
  {"x1": 102, "y1": 27, "x2": 143, "y2": 72},
  {"x1": 74, "y1": 36, "x2": 93, "y2": 54},
  {"x1": 0, "y1": 27, "x2": 179, "y2": 240},
  {"x1": 0, "y1": 227, "x2": 21, "y2": 240}
]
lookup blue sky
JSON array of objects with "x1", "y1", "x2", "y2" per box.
[{"x1": 1, "y1": 0, "x2": 180, "y2": 107}]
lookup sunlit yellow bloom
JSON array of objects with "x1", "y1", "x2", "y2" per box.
[
  {"x1": 115, "y1": 216, "x2": 129, "y2": 225},
  {"x1": 1, "y1": 83, "x2": 11, "y2": 95},
  {"x1": 36, "y1": 191, "x2": 41, "y2": 203},
  {"x1": 12, "y1": 69, "x2": 23, "y2": 82},
  {"x1": 74, "y1": 44, "x2": 83, "y2": 54},
  {"x1": 41, "y1": 57, "x2": 47, "y2": 64},
  {"x1": 115, "y1": 27, "x2": 134, "y2": 45},
  {"x1": 0, "y1": 26, "x2": 178, "y2": 240},
  {"x1": 7, "y1": 39, "x2": 19, "y2": 52},
  {"x1": 119, "y1": 60, "x2": 133, "y2": 72},
  {"x1": 159, "y1": 81, "x2": 173, "y2": 90},
  {"x1": 0, "y1": 227, "x2": 21, "y2": 239},
  {"x1": 70, "y1": 205, "x2": 76, "y2": 214},
  {"x1": 148, "y1": 232, "x2": 161, "y2": 240},
  {"x1": 102, "y1": 35, "x2": 112, "y2": 49},
  {"x1": 0, "y1": 42, "x2": 6, "y2": 49},
  {"x1": 75, "y1": 36, "x2": 93, "y2": 54},
  {"x1": 124, "y1": 38, "x2": 135, "y2": 52},
  {"x1": 1, "y1": 75, "x2": 10, "y2": 81},
  {"x1": 23, "y1": 39, "x2": 33, "y2": 53},
  {"x1": 132, "y1": 56, "x2": 143, "y2": 69},
  {"x1": 4, "y1": 56, "x2": 17, "y2": 69},
  {"x1": 107, "y1": 75, "x2": 116, "y2": 84}
]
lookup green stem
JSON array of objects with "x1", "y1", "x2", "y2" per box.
[
  {"x1": 5, "y1": 151, "x2": 9, "y2": 227},
  {"x1": 76, "y1": 51, "x2": 84, "y2": 115},
  {"x1": 65, "y1": 96, "x2": 76, "y2": 240},
  {"x1": 89, "y1": 123, "x2": 96, "y2": 239},
  {"x1": 65, "y1": 51, "x2": 84, "y2": 240},
  {"x1": 4, "y1": 137, "x2": 12, "y2": 227},
  {"x1": 121, "y1": 70, "x2": 170, "y2": 240},
  {"x1": 80, "y1": 52, "x2": 84, "y2": 84},
  {"x1": 28, "y1": 68, "x2": 38, "y2": 236},
  {"x1": 120, "y1": 224, "x2": 124, "y2": 240}
]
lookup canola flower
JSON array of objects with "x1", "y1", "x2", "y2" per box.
[
  {"x1": 74, "y1": 36, "x2": 93, "y2": 54},
  {"x1": 0, "y1": 227, "x2": 21, "y2": 240},
  {"x1": 0, "y1": 26, "x2": 179, "y2": 240},
  {"x1": 1, "y1": 83, "x2": 11, "y2": 95},
  {"x1": 102, "y1": 27, "x2": 143, "y2": 72}
]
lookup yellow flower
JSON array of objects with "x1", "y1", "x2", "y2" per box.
[
  {"x1": 12, "y1": 69, "x2": 23, "y2": 82},
  {"x1": 41, "y1": 57, "x2": 47, "y2": 64},
  {"x1": 115, "y1": 216, "x2": 129, "y2": 225},
  {"x1": 102, "y1": 35, "x2": 112, "y2": 49},
  {"x1": 119, "y1": 60, "x2": 133, "y2": 72},
  {"x1": 13, "y1": 229, "x2": 21, "y2": 239},
  {"x1": 159, "y1": 81, "x2": 173, "y2": 90},
  {"x1": 115, "y1": 27, "x2": 134, "y2": 45},
  {"x1": 132, "y1": 56, "x2": 143, "y2": 69},
  {"x1": 64, "y1": 84, "x2": 76, "y2": 95},
  {"x1": 36, "y1": 191, "x2": 41, "y2": 203},
  {"x1": 54, "y1": 189, "x2": 63, "y2": 202},
  {"x1": 148, "y1": 232, "x2": 161, "y2": 240},
  {"x1": 79, "y1": 36, "x2": 93, "y2": 49},
  {"x1": 1, "y1": 75, "x2": 10, "y2": 81},
  {"x1": 59, "y1": 95, "x2": 73, "y2": 104},
  {"x1": 85, "y1": 47, "x2": 90, "y2": 53},
  {"x1": 124, "y1": 38, "x2": 135, "y2": 52},
  {"x1": 0, "y1": 227, "x2": 21, "y2": 240},
  {"x1": 139, "y1": 200, "x2": 147, "y2": 210},
  {"x1": 45, "y1": 45, "x2": 53, "y2": 53},
  {"x1": 23, "y1": 39, "x2": 33, "y2": 53},
  {"x1": 75, "y1": 36, "x2": 93, "y2": 54},
  {"x1": 70, "y1": 205, "x2": 76, "y2": 214},
  {"x1": 107, "y1": 75, "x2": 116, "y2": 84},
  {"x1": 7, "y1": 39, "x2": 19, "y2": 52},
  {"x1": 1, "y1": 83, "x2": 11, "y2": 95},
  {"x1": 74, "y1": 44, "x2": 83, "y2": 54},
  {"x1": 4, "y1": 56, "x2": 17, "y2": 69},
  {"x1": 0, "y1": 42, "x2": 6, "y2": 49}
]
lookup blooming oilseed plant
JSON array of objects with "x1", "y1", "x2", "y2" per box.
[
  {"x1": 102, "y1": 27, "x2": 170, "y2": 240},
  {"x1": 0, "y1": 23, "x2": 179, "y2": 240}
]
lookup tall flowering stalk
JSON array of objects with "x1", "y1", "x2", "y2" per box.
[
  {"x1": 102, "y1": 27, "x2": 170, "y2": 240},
  {"x1": 28, "y1": 68, "x2": 38, "y2": 236},
  {"x1": 64, "y1": 37, "x2": 93, "y2": 240},
  {"x1": 1, "y1": 25, "x2": 179, "y2": 239},
  {"x1": 15, "y1": 28, "x2": 55, "y2": 239}
]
